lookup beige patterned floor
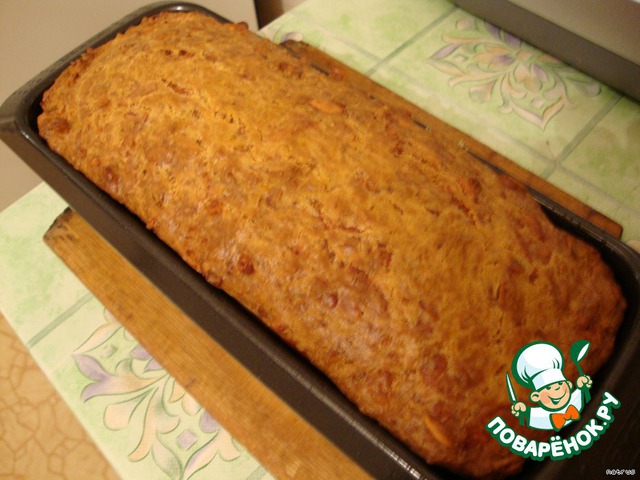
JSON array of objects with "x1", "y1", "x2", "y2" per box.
[{"x1": 0, "y1": 311, "x2": 119, "y2": 480}]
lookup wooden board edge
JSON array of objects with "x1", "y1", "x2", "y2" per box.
[
  {"x1": 281, "y1": 40, "x2": 622, "y2": 239},
  {"x1": 43, "y1": 208, "x2": 371, "y2": 480}
]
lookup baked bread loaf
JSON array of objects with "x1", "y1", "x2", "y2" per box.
[{"x1": 38, "y1": 11, "x2": 626, "y2": 478}]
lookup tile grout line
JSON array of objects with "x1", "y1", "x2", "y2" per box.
[
  {"x1": 554, "y1": 93, "x2": 622, "y2": 165},
  {"x1": 280, "y1": 10, "x2": 381, "y2": 66},
  {"x1": 26, "y1": 291, "x2": 95, "y2": 349},
  {"x1": 365, "y1": 5, "x2": 458, "y2": 77},
  {"x1": 367, "y1": 60, "x2": 556, "y2": 172},
  {"x1": 552, "y1": 164, "x2": 640, "y2": 218},
  {"x1": 246, "y1": 464, "x2": 271, "y2": 480},
  {"x1": 616, "y1": 184, "x2": 640, "y2": 219}
]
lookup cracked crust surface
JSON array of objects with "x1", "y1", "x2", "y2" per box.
[{"x1": 38, "y1": 11, "x2": 626, "y2": 478}]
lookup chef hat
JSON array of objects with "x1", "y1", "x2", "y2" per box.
[{"x1": 512, "y1": 341, "x2": 567, "y2": 391}]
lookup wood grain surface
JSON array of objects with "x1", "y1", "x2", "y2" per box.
[
  {"x1": 282, "y1": 41, "x2": 622, "y2": 239},
  {"x1": 44, "y1": 209, "x2": 371, "y2": 480}
]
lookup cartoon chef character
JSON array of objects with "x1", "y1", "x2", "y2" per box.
[{"x1": 510, "y1": 341, "x2": 592, "y2": 431}]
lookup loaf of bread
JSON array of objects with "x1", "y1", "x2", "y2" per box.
[{"x1": 38, "y1": 11, "x2": 626, "y2": 478}]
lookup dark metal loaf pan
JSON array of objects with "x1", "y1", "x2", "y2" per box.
[{"x1": 1, "y1": 3, "x2": 638, "y2": 478}]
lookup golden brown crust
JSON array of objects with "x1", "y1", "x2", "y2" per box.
[{"x1": 38, "y1": 11, "x2": 626, "y2": 478}]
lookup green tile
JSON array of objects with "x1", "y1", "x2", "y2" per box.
[
  {"x1": 614, "y1": 205, "x2": 640, "y2": 245},
  {"x1": 562, "y1": 96, "x2": 640, "y2": 208},
  {"x1": 546, "y1": 167, "x2": 640, "y2": 243},
  {"x1": 262, "y1": 14, "x2": 379, "y2": 73},
  {"x1": 0, "y1": 183, "x2": 88, "y2": 342},
  {"x1": 291, "y1": 0, "x2": 454, "y2": 59},
  {"x1": 0, "y1": 184, "x2": 273, "y2": 479},
  {"x1": 370, "y1": 64, "x2": 554, "y2": 178},
  {"x1": 30, "y1": 297, "x2": 272, "y2": 480},
  {"x1": 546, "y1": 167, "x2": 621, "y2": 219},
  {"x1": 374, "y1": 9, "x2": 618, "y2": 168}
]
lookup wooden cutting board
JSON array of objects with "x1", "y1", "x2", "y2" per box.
[
  {"x1": 281, "y1": 41, "x2": 622, "y2": 239},
  {"x1": 42, "y1": 40, "x2": 621, "y2": 480},
  {"x1": 44, "y1": 207, "x2": 371, "y2": 480}
]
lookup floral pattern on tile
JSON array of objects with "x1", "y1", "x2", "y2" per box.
[
  {"x1": 0, "y1": 184, "x2": 272, "y2": 480},
  {"x1": 72, "y1": 309, "x2": 252, "y2": 480},
  {"x1": 370, "y1": 7, "x2": 619, "y2": 171},
  {"x1": 428, "y1": 18, "x2": 601, "y2": 129}
]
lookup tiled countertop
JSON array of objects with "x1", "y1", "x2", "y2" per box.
[{"x1": 1, "y1": 1, "x2": 639, "y2": 479}]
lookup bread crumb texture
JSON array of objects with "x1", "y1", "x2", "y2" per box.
[{"x1": 38, "y1": 11, "x2": 626, "y2": 478}]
